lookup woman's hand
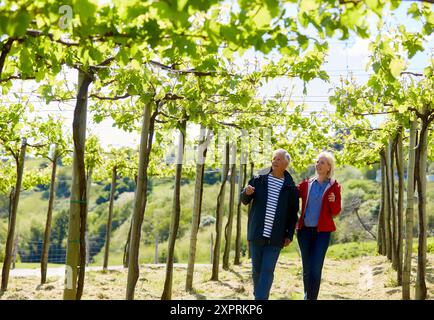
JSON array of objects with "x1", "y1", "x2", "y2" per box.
[{"x1": 328, "y1": 192, "x2": 335, "y2": 202}]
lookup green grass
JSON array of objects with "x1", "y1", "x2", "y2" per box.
[
  {"x1": 325, "y1": 237, "x2": 434, "y2": 260},
  {"x1": 326, "y1": 241, "x2": 378, "y2": 260}
]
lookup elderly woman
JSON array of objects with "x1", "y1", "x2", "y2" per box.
[
  {"x1": 241, "y1": 149, "x2": 299, "y2": 300},
  {"x1": 296, "y1": 151, "x2": 341, "y2": 300}
]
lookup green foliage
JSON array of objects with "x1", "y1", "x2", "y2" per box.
[
  {"x1": 428, "y1": 162, "x2": 434, "y2": 175},
  {"x1": 85, "y1": 134, "x2": 104, "y2": 173},
  {"x1": 48, "y1": 209, "x2": 69, "y2": 263},
  {"x1": 55, "y1": 176, "x2": 71, "y2": 199},
  {"x1": 158, "y1": 246, "x2": 178, "y2": 264},
  {"x1": 200, "y1": 215, "x2": 216, "y2": 227},
  {"x1": 335, "y1": 166, "x2": 364, "y2": 183},
  {"x1": 344, "y1": 179, "x2": 379, "y2": 200},
  {"x1": 326, "y1": 241, "x2": 378, "y2": 260}
]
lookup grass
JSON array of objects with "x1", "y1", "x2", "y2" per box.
[
  {"x1": 327, "y1": 241, "x2": 378, "y2": 260},
  {"x1": 5, "y1": 253, "x2": 432, "y2": 300},
  {"x1": 324, "y1": 237, "x2": 434, "y2": 260}
]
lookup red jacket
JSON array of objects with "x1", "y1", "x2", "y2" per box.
[{"x1": 296, "y1": 177, "x2": 342, "y2": 232}]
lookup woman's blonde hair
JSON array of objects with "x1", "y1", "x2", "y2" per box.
[{"x1": 316, "y1": 151, "x2": 335, "y2": 179}]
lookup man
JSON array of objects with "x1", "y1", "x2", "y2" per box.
[{"x1": 241, "y1": 149, "x2": 299, "y2": 300}]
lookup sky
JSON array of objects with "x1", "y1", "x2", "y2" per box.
[{"x1": 5, "y1": 1, "x2": 434, "y2": 153}]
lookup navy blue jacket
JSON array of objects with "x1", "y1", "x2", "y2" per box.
[{"x1": 241, "y1": 168, "x2": 299, "y2": 247}]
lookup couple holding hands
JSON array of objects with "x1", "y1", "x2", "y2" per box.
[{"x1": 241, "y1": 149, "x2": 341, "y2": 300}]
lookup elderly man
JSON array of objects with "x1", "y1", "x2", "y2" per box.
[{"x1": 241, "y1": 149, "x2": 299, "y2": 300}]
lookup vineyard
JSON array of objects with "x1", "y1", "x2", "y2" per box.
[{"x1": 0, "y1": 0, "x2": 433, "y2": 301}]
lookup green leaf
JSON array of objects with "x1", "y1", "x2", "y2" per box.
[
  {"x1": 74, "y1": 0, "x2": 97, "y2": 23},
  {"x1": 252, "y1": 6, "x2": 272, "y2": 28},
  {"x1": 389, "y1": 58, "x2": 405, "y2": 79},
  {"x1": 300, "y1": 0, "x2": 320, "y2": 12},
  {"x1": 372, "y1": 62, "x2": 381, "y2": 73},
  {"x1": 398, "y1": 104, "x2": 408, "y2": 114},
  {"x1": 407, "y1": 3, "x2": 421, "y2": 19},
  {"x1": 7, "y1": 10, "x2": 30, "y2": 37},
  {"x1": 178, "y1": 0, "x2": 188, "y2": 11}
]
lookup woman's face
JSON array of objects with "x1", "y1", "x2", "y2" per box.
[{"x1": 315, "y1": 156, "x2": 330, "y2": 176}]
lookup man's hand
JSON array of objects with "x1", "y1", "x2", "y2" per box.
[
  {"x1": 283, "y1": 238, "x2": 292, "y2": 247},
  {"x1": 245, "y1": 185, "x2": 255, "y2": 196}
]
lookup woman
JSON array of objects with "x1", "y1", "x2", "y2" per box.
[{"x1": 296, "y1": 151, "x2": 341, "y2": 300}]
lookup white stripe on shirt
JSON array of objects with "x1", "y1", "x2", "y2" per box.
[{"x1": 263, "y1": 175, "x2": 284, "y2": 238}]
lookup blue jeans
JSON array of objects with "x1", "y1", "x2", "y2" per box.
[
  {"x1": 297, "y1": 227, "x2": 331, "y2": 300},
  {"x1": 249, "y1": 242, "x2": 281, "y2": 300}
]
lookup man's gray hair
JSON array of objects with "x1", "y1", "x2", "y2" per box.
[{"x1": 273, "y1": 149, "x2": 291, "y2": 164}]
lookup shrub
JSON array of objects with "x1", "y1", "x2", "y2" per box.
[
  {"x1": 200, "y1": 215, "x2": 216, "y2": 228},
  {"x1": 344, "y1": 179, "x2": 379, "y2": 198},
  {"x1": 159, "y1": 247, "x2": 178, "y2": 263}
]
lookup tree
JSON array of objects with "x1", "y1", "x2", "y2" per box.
[
  {"x1": 403, "y1": 119, "x2": 417, "y2": 299},
  {"x1": 211, "y1": 141, "x2": 229, "y2": 281},
  {"x1": 222, "y1": 143, "x2": 237, "y2": 270},
  {"x1": 234, "y1": 133, "x2": 248, "y2": 265},
  {"x1": 162, "y1": 116, "x2": 187, "y2": 300},
  {"x1": 186, "y1": 127, "x2": 212, "y2": 291},
  {"x1": 33, "y1": 115, "x2": 72, "y2": 284},
  {"x1": 0, "y1": 104, "x2": 49, "y2": 291},
  {"x1": 99, "y1": 147, "x2": 134, "y2": 270}
]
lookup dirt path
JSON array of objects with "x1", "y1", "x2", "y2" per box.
[
  {"x1": 1, "y1": 255, "x2": 432, "y2": 300},
  {"x1": 9, "y1": 265, "x2": 125, "y2": 278},
  {"x1": 8, "y1": 263, "x2": 213, "y2": 279}
]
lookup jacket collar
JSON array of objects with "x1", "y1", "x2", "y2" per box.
[
  {"x1": 265, "y1": 167, "x2": 295, "y2": 186},
  {"x1": 308, "y1": 176, "x2": 336, "y2": 186}
]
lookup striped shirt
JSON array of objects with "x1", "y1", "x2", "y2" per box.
[{"x1": 263, "y1": 174, "x2": 284, "y2": 238}]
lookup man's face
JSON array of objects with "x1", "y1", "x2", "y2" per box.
[{"x1": 271, "y1": 153, "x2": 288, "y2": 171}]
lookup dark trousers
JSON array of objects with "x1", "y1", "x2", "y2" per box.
[
  {"x1": 297, "y1": 227, "x2": 331, "y2": 300},
  {"x1": 249, "y1": 241, "x2": 281, "y2": 300}
]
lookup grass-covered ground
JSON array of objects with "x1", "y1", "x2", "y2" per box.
[{"x1": 1, "y1": 248, "x2": 432, "y2": 300}]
